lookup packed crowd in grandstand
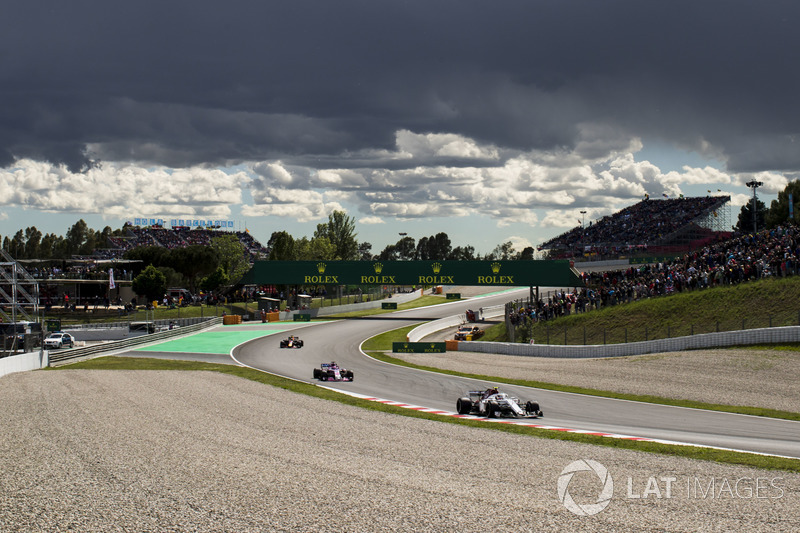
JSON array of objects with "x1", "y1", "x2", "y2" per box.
[
  {"x1": 510, "y1": 224, "x2": 799, "y2": 324},
  {"x1": 540, "y1": 196, "x2": 730, "y2": 258},
  {"x1": 100, "y1": 225, "x2": 269, "y2": 260}
]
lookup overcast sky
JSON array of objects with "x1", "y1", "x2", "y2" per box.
[{"x1": 1, "y1": 1, "x2": 796, "y2": 255}]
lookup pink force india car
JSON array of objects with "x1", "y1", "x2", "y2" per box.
[{"x1": 313, "y1": 362, "x2": 354, "y2": 382}]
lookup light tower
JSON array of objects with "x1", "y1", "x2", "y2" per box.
[{"x1": 745, "y1": 179, "x2": 763, "y2": 233}]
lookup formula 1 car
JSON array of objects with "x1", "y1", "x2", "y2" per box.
[
  {"x1": 280, "y1": 335, "x2": 304, "y2": 348},
  {"x1": 454, "y1": 325, "x2": 484, "y2": 340},
  {"x1": 456, "y1": 387, "x2": 542, "y2": 418},
  {"x1": 313, "y1": 362, "x2": 354, "y2": 382}
]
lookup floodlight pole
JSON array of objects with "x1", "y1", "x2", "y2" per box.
[
  {"x1": 580, "y1": 210, "x2": 587, "y2": 229},
  {"x1": 745, "y1": 179, "x2": 763, "y2": 233}
]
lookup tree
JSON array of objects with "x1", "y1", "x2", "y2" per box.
[
  {"x1": 65, "y1": 219, "x2": 89, "y2": 256},
  {"x1": 377, "y1": 244, "x2": 398, "y2": 260},
  {"x1": 430, "y1": 232, "x2": 452, "y2": 259},
  {"x1": 295, "y1": 236, "x2": 335, "y2": 260},
  {"x1": 268, "y1": 231, "x2": 296, "y2": 260},
  {"x1": 9, "y1": 230, "x2": 24, "y2": 258},
  {"x1": 395, "y1": 236, "x2": 416, "y2": 260},
  {"x1": 736, "y1": 199, "x2": 767, "y2": 233},
  {"x1": 132, "y1": 265, "x2": 167, "y2": 303},
  {"x1": 169, "y1": 245, "x2": 220, "y2": 293},
  {"x1": 416, "y1": 233, "x2": 452, "y2": 260},
  {"x1": 489, "y1": 241, "x2": 516, "y2": 260},
  {"x1": 156, "y1": 266, "x2": 184, "y2": 288},
  {"x1": 516, "y1": 246, "x2": 535, "y2": 260},
  {"x1": 24, "y1": 227, "x2": 42, "y2": 259},
  {"x1": 448, "y1": 245, "x2": 475, "y2": 261},
  {"x1": 316, "y1": 210, "x2": 358, "y2": 260},
  {"x1": 210, "y1": 234, "x2": 250, "y2": 283},
  {"x1": 416, "y1": 236, "x2": 430, "y2": 260},
  {"x1": 124, "y1": 246, "x2": 170, "y2": 273},
  {"x1": 357, "y1": 241, "x2": 373, "y2": 261},
  {"x1": 766, "y1": 180, "x2": 800, "y2": 229},
  {"x1": 199, "y1": 266, "x2": 229, "y2": 292},
  {"x1": 40, "y1": 233, "x2": 61, "y2": 258}
]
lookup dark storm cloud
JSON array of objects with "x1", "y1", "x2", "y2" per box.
[{"x1": 2, "y1": 0, "x2": 799, "y2": 172}]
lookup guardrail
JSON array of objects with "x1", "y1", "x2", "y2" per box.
[
  {"x1": 457, "y1": 325, "x2": 800, "y2": 358},
  {"x1": 47, "y1": 317, "x2": 224, "y2": 366}
]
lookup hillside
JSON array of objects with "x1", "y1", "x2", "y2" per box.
[{"x1": 494, "y1": 275, "x2": 800, "y2": 345}]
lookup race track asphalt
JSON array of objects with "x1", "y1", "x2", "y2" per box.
[{"x1": 124, "y1": 288, "x2": 800, "y2": 458}]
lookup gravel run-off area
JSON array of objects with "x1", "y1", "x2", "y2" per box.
[
  {"x1": 0, "y1": 369, "x2": 798, "y2": 532},
  {"x1": 394, "y1": 347, "x2": 800, "y2": 413}
]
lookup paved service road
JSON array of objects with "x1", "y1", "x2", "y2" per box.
[{"x1": 231, "y1": 289, "x2": 800, "y2": 459}]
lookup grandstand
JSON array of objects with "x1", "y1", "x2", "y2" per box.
[
  {"x1": 96, "y1": 224, "x2": 270, "y2": 261},
  {"x1": 540, "y1": 196, "x2": 732, "y2": 260}
]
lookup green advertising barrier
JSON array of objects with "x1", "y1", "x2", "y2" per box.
[
  {"x1": 240, "y1": 260, "x2": 583, "y2": 287},
  {"x1": 293, "y1": 314, "x2": 311, "y2": 322},
  {"x1": 381, "y1": 302, "x2": 398, "y2": 309},
  {"x1": 446, "y1": 293, "x2": 461, "y2": 299},
  {"x1": 393, "y1": 342, "x2": 446, "y2": 353}
]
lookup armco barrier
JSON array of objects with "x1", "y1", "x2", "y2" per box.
[
  {"x1": 47, "y1": 317, "x2": 223, "y2": 366},
  {"x1": 457, "y1": 325, "x2": 800, "y2": 358},
  {"x1": 407, "y1": 304, "x2": 504, "y2": 342}
]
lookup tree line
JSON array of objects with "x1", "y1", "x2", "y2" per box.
[
  {"x1": 267, "y1": 211, "x2": 535, "y2": 261},
  {"x1": 2, "y1": 219, "x2": 124, "y2": 260}
]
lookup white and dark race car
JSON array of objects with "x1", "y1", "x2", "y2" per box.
[
  {"x1": 313, "y1": 362, "x2": 354, "y2": 382},
  {"x1": 280, "y1": 335, "x2": 304, "y2": 348},
  {"x1": 456, "y1": 387, "x2": 542, "y2": 418}
]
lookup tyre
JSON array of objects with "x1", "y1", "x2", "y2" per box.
[
  {"x1": 345, "y1": 371, "x2": 354, "y2": 381},
  {"x1": 486, "y1": 404, "x2": 496, "y2": 418},
  {"x1": 525, "y1": 401, "x2": 540, "y2": 415},
  {"x1": 456, "y1": 397, "x2": 472, "y2": 415},
  {"x1": 313, "y1": 368, "x2": 322, "y2": 379}
]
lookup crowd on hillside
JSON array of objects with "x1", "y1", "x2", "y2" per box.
[
  {"x1": 509, "y1": 224, "x2": 799, "y2": 324},
  {"x1": 540, "y1": 196, "x2": 729, "y2": 254}
]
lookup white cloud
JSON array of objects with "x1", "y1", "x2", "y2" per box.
[
  {"x1": 358, "y1": 216, "x2": 385, "y2": 224},
  {"x1": 1, "y1": 160, "x2": 246, "y2": 218},
  {"x1": 506, "y1": 235, "x2": 534, "y2": 251},
  {"x1": 395, "y1": 130, "x2": 499, "y2": 160}
]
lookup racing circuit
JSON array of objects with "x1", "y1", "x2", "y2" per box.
[{"x1": 120, "y1": 288, "x2": 800, "y2": 459}]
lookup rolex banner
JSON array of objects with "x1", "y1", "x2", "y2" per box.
[
  {"x1": 393, "y1": 342, "x2": 446, "y2": 353},
  {"x1": 239, "y1": 260, "x2": 584, "y2": 287}
]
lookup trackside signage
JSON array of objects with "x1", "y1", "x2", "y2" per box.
[
  {"x1": 239, "y1": 260, "x2": 584, "y2": 287},
  {"x1": 393, "y1": 342, "x2": 446, "y2": 353}
]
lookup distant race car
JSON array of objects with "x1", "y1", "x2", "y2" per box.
[
  {"x1": 44, "y1": 332, "x2": 75, "y2": 349},
  {"x1": 280, "y1": 335, "x2": 304, "y2": 348},
  {"x1": 456, "y1": 387, "x2": 542, "y2": 418},
  {"x1": 454, "y1": 325, "x2": 484, "y2": 340},
  {"x1": 313, "y1": 362, "x2": 354, "y2": 382}
]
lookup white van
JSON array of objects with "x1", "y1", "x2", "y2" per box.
[{"x1": 167, "y1": 288, "x2": 194, "y2": 305}]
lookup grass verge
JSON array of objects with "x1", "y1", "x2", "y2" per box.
[
  {"x1": 54, "y1": 355, "x2": 800, "y2": 472},
  {"x1": 326, "y1": 295, "x2": 459, "y2": 318},
  {"x1": 362, "y1": 325, "x2": 800, "y2": 423}
]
